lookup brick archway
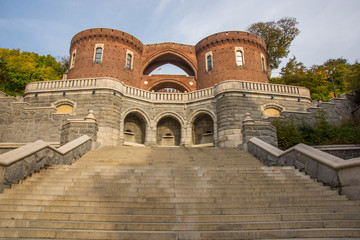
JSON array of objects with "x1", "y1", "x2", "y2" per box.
[
  {"x1": 147, "y1": 79, "x2": 192, "y2": 92},
  {"x1": 141, "y1": 48, "x2": 197, "y2": 92}
]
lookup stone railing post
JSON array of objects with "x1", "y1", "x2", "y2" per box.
[
  {"x1": 60, "y1": 110, "x2": 99, "y2": 149},
  {"x1": 241, "y1": 112, "x2": 278, "y2": 151}
]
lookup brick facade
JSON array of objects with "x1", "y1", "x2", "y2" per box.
[{"x1": 67, "y1": 28, "x2": 268, "y2": 92}]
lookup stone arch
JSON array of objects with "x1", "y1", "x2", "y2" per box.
[
  {"x1": 261, "y1": 103, "x2": 284, "y2": 118},
  {"x1": 147, "y1": 79, "x2": 191, "y2": 92},
  {"x1": 142, "y1": 50, "x2": 197, "y2": 77},
  {"x1": 154, "y1": 111, "x2": 185, "y2": 127},
  {"x1": 122, "y1": 109, "x2": 150, "y2": 145},
  {"x1": 53, "y1": 99, "x2": 76, "y2": 115},
  {"x1": 188, "y1": 110, "x2": 215, "y2": 145},
  {"x1": 154, "y1": 112, "x2": 184, "y2": 146}
]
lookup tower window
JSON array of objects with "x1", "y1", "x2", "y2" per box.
[
  {"x1": 234, "y1": 47, "x2": 245, "y2": 66},
  {"x1": 126, "y1": 54, "x2": 131, "y2": 69},
  {"x1": 95, "y1": 48, "x2": 102, "y2": 63},
  {"x1": 125, "y1": 50, "x2": 134, "y2": 70},
  {"x1": 207, "y1": 55, "x2": 212, "y2": 70},
  {"x1": 261, "y1": 53, "x2": 266, "y2": 72},
  {"x1": 93, "y1": 44, "x2": 104, "y2": 64},
  {"x1": 70, "y1": 49, "x2": 76, "y2": 69},
  {"x1": 205, "y1": 51, "x2": 213, "y2": 72}
]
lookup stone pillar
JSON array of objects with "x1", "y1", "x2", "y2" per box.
[
  {"x1": 60, "y1": 110, "x2": 99, "y2": 149},
  {"x1": 241, "y1": 112, "x2": 278, "y2": 151}
]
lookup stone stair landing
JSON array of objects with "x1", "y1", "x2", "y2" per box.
[{"x1": 0, "y1": 146, "x2": 359, "y2": 239}]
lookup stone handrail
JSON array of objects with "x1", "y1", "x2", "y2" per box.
[
  {"x1": 247, "y1": 137, "x2": 360, "y2": 200},
  {"x1": 25, "y1": 77, "x2": 311, "y2": 102},
  {"x1": 0, "y1": 135, "x2": 92, "y2": 193}
]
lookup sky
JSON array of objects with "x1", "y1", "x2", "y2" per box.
[{"x1": 0, "y1": 0, "x2": 359, "y2": 76}]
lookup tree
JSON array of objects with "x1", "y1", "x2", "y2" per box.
[
  {"x1": 272, "y1": 56, "x2": 360, "y2": 102},
  {"x1": 0, "y1": 48, "x2": 65, "y2": 96},
  {"x1": 247, "y1": 17, "x2": 300, "y2": 74}
]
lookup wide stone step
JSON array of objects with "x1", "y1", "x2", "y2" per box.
[
  {"x1": 4, "y1": 188, "x2": 340, "y2": 198},
  {"x1": 0, "y1": 228, "x2": 359, "y2": 239},
  {"x1": 0, "y1": 212, "x2": 359, "y2": 222},
  {"x1": 1, "y1": 219, "x2": 359, "y2": 231},
  {"x1": 1, "y1": 204, "x2": 359, "y2": 215},
  {"x1": 0, "y1": 198, "x2": 356, "y2": 209},
  {"x1": 1, "y1": 190, "x2": 343, "y2": 201}
]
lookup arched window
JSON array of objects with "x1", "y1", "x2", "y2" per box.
[
  {"x1": 263, "y1": 108, "x2": 281, "y2": 117},
  {"x1": 205, "y1": 51, "x2": 213, "y2": 72},
  {"x1": 261, "y1": 53, "x2": 266, "y2": 72},
  {"x1": 125, "y1": 50, "x2": 133, "y2": 70},
  {"x1": 70, "y1": 50, "x2": 76, "y2": 69},
  {"x1": 56, "y1": 104, "x2": 73, "y2": 114},
  {"x1": 262, "y1": 103, "x2": 283, "y2": 118},
  {"x1": 93, "y1": 44, "x2": 104, "y2": 64},
  {"x1": 207, "y1": 55, "x2": 213, "y2": 71},
  {"x1": 95, "y1": 47, "x2": 102, "y2": 63},
  {"x1": 236, "y1": 50, "x2": 243, "y2": 66},
  {"x1": 126, "y1": 54, "x2": 131, "y2": 69},
  {"x1": 54, "y1": 99, "x2": 76, "y2": 115}
]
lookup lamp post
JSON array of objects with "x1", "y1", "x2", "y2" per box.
[{"x1": 329, "y1": 69, "x2": 337, "y2": 98}]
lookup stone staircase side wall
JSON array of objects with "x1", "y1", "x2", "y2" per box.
[
  {"x1": 247, "y1": 137, "x2": 360, "y2": 200},
  {"x1": 0, "y1": 135, "x2": 92, "y2": 193},
  {"x1": 0, "y1": 96, "x2": 70, "y2": 143}
]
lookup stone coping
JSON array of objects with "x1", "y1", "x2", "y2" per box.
[
  {"x1": 314, "y1": 144, "x2": 360, "y2": 151},
  {"x1": 0, "y1": 142, "x2": 60, "y2": 148},
  {"x1": 248, "y1": 137, "x2": 360, "y2": 170},
  {"x1": 0, "y1": 136, "x2": 91, "y2": 167}
]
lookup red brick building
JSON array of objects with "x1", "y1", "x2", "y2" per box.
[{"x1": 67, "y1": 28, "x2": 268, "y2": 92}]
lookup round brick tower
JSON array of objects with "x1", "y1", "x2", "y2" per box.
[
  {"x1": 67, "y1": 28, "x2": 144, "y2": 88},
  {"x1": 195, "y1": 31, "x2": 268, "y2": 89}
]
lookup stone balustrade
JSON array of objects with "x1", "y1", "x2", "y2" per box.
[
  {"x1": 247, "y1": 137, "x2": 360, "y2": 200},
  {"x1": 25, "y1": 77, "x2": 311, "y2": 103}
]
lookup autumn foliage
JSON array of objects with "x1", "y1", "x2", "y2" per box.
[{"x1": 0, "y1": 48, "x2": 66, "y2": 96}]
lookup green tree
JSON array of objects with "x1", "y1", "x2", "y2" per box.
[
  {"x1": 247, "y1": 17, "x2": 300, "y2": 74},
  {"x1": 272, "y1": 57, "x2": 360, "y2": 102},
  {"x1": 0, "y1": 48, "x2": 65, "y2": 96}
]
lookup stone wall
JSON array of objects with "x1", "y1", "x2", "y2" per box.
[
  {"x1": 0, "y1": 97, "x2": 70, "y2": 143},
  {"x1": 281, "y1": 94, "x2": 358, "y2": 126},
  {"x1": 11, "y1": 78, "x2": 311, "y2": 147}
]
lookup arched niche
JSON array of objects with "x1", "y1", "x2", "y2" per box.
[
  {"x1": 156, "y1": 117, "x2": 181, "y2": 146},
  {"x1": 192, "y1": 114, "x2": 214, "y2": 145},
  {"x1": 123, "y1": 113, "x2": 146, "y2": 144}
]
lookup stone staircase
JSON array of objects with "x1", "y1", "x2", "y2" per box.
[{"x1": 0, "y1": 146, "x2": 359, "y2": 239}]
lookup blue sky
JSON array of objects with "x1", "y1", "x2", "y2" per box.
[{"x1": 1, "y1": 0, "x2": 359, "y2": 75}]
